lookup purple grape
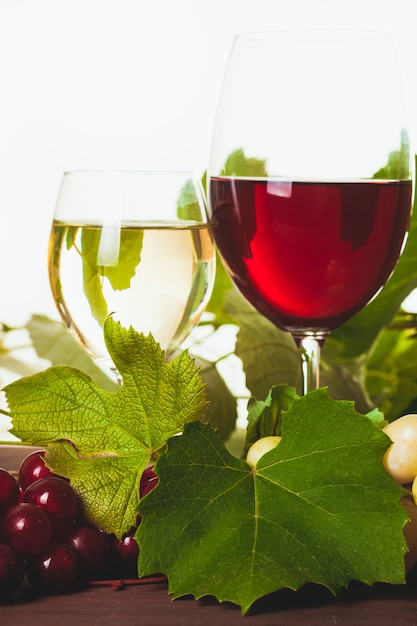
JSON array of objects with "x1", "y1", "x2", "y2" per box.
[
  {"x1": 2, "y1": 502, "x2": 52, "y2": 556},
  {"x1": 26, "y1": 541, "x2": 78, "y2": 595},
  {"x1": 18, "y1": 450, "x2": 57, "y2": 491},
  {"x1": 140, "y1": 464, "x2": 158, "y2": 498},
  {"x1": 0, "y1": 468, "x2": 20, "y2": 519},
  {"x1": 110, "y1": 528, "x2": 139, "y2": 577},
  {"x1": 0, "y1": 543, "x2": 26, "y2": 598},
  {"x1": 66, "y1": 522, "x2": 110, "y2": 580},
  {"x1": 24, "y1": 476, "x2": 78, "y2": 536}
]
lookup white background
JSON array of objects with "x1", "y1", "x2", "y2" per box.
[{"x1": 0, "y1": 0, "x2": 416, "y2": 326}]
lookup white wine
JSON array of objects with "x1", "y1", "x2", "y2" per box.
[{"x1": 48, "y1": 221, "x2": 215, "y2": 362}]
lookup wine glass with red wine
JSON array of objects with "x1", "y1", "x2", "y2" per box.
[{"x1": 208, "y1": 30, "x2": 412, "y2": 394}]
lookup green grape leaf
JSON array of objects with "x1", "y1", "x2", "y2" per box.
[
  {"x1": 205, "y1": 250, "x2": 235, "y2": 325},
  {"x1": 81, "y1": 227, "x2": 144, "y2": 325},
  {"x1": 244, "y1": 384, "x2": 297, "y2": 455},
  {"x1": 4, "y1": 317, "x2": 208, "y2": 538},
  {"x1": 366, "y1": 407, "x2": 388, "y2": 429},
  {"x1": 195, "y1": 356, "x2": 237, "y2": 442},
  {"x1": 221, "y1": 148, "x2": 268, "y2": 177},
  {"x1": 365, "y1": 324, "x2": 417, "y2": 421},
  {"x1": 224, "y1": 287, "x2": 301, "y2": 397},
  {"x1": 373, "y1": 131, "x2": 411, "y2": 179},
  {"x1": 176, "y1": 178, "x2": 204, "y2": 221},
  {"x1": 224, "y1": 288, "x2": 376, "y2": 415},
  {"x1": 137, "y1": 390, "x2": 408, "y2": 614},
  {"x1": 26, "y1": 314, "x2": 118, "y2": 392}
]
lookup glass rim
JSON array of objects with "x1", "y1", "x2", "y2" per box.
[{"x1": 62, "y1": 169, "x2": 201, "y2": 177}]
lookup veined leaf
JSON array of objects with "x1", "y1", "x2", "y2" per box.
[
  {"x1": 5, "y1": 318, "x2": 207, "y2": 537},
  {"x1": 243, "y1": 384, "x2": 297, "y2": 455},
  {"x1": 138, "y1": 390, "x2": 407, "y2": 614},
  {"x1": 26, "y1": 314, "x2": 117, "y2": 391},
  {"x1": 365, "y1": 324, "x2": 417, "y2": 420},
  {"x1": 81, "y1": 227, "x2": 144, "y2": 325},
  {"x1": 195, "y1": 356, "x2": 237, "y2": 441},
  {"x1": 224, "y1": 287, "x2": 301, "y2": 399}
]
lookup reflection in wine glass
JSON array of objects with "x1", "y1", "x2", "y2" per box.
[
  {"x1": 208, "y1": 30, "x2": 412, "y2": 394},
  {"x1": 48, "y1": 171, "x2": 216, "y2": 383}
]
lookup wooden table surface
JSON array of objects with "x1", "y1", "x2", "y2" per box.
[{"x1": 2, "y1": 571, "x2": 417, "y2": 626}]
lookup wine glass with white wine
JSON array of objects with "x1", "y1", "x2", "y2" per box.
[{"x1": 48, "y1": 170, "x2": 216, "y2": 383}]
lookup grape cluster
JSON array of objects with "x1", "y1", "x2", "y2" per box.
[{"x1": 0, "y1": 451, "x2": 158, "y2": 599}]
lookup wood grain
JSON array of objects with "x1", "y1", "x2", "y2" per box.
[{"x1": 2, "y1": 571, "x2": 417, "y2": 626}]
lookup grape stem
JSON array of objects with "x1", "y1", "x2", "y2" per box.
[{"x1": 86, "y1": 575, "x2": 167, "y2": 591}]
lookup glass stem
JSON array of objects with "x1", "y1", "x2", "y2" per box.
[{"x1": 291, "y1": 330, "x2": 329, "y2": 394}]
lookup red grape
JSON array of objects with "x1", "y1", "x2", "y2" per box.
[
  {"x1": 24, "y1": 476, "x2": 78, "y2": 536},
  {"x1": 0, "y1": 462, "x2": 139, "y2": 596},
  {"x1": 26, "y1": 541, "x2": 78, "y2": 595},
  {"x1": 110, "y1": 528, "x2": 139, "y2": 577},
  {"x1": 66, "y1": 522, "x2": 110, "y2": 580},
  {"x1": 0, "y1": 468, "x2": 20, "y2": 519},
  {"x1": 0, "y1": 455, "x2": 151, "y2": 595},
  {"x1": 18, "y1": 450, "x2": 59, "y2": 491},
  {"x1": 2, "y1": 502, "x2": 52, "y2": 556},
  {"x1": 0, "y1": 543, "x2": 26, "y2": 598},
  {"x1": 140, "y1": 464, "x2": 158, "y2": 498}
]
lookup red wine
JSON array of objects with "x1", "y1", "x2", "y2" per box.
[{"x1": 209, "y1": 178, "x2": 412, "y2": 331}]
